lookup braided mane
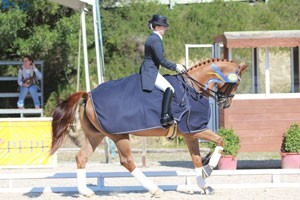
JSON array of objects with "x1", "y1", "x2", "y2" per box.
[{"x1": 187, "y1": 58, "x2": 234, "y2": 72}]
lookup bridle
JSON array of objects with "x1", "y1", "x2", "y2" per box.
[
  {"x1": 182, "y1": 72, "x2": 219, "y2": 99},
  {"x1": 181, "y1": 63, "x2": 241, "y2": 108}
]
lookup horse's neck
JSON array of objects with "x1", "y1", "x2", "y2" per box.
[
  {"x1": 188, "y1": 61, "x2": 234, "y2": 83},
  {"x1": 182, "y1": 65, "x2": 210, "y2": 97},
  {"x1": 187, "y1": 64, "x2": 211, "y2": 85}
]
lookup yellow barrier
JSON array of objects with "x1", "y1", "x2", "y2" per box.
[{"x1": 0, "y1": 118, "x2": 56, "y2": 168}]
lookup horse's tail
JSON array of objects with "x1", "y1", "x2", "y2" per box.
[{"x1": 50, "y1": 91, "x2": 89, "y2": 155}]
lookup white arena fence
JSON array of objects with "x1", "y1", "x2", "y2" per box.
[{"x1": 0, "y1": 169, "x2": 299, "y2": 193}]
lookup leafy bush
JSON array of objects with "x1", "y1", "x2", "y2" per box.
[
  {"x1": 281, "y1": 123, "x2": 300, "y2": 153},
  {"x1": 208, "y1": 128, "x2": 240, "y2": 157}
]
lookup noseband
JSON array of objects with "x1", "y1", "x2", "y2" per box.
[
  {"x1": 216, "y1": 83, "x2": 237, "y2": 108},
  {"x1": 217, "y1": 82, "x2": 237, "y2": 98}
]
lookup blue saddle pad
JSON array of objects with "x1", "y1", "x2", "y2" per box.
[{"x1": 90, "y1": 73, "x2": 210, "y2": 134}]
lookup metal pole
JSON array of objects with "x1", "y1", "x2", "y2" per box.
[
  {"x1": 76, "y1": 29, "x2": 81, "y2": 92},
  {"x1": 265, "y1": 47, "x2": 270, "y2": 95},
  {"x1": 142, "y1": 138, "x2": 147, "y2": 168},
  {"x1": 81, "y1": 5, "x2": 91, "y2": 92},
  {"x1": 185, "y1": 44, "x2": 189, "y2": 68},
  {"x1": 228, "y1": 48, "x2": 232, "y2": 61},
  {"x1": 291, "y1": 47, "x2": 294, "y2": 93},
  {"x1": 298, "y1": 46, "x2": 300, "y2": 92},
  {"x1": 96, "y1": 0, "x2": 105, "y2": 83},
  {"x1": 93, "y1": 1, "x2": 102, "y2": 84},
  {"x1": 104, "y1": 137, "x2": 111, "y2": 163}
]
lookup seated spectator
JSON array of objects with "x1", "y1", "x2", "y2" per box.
[{"x1": 17, "y1": 55, "x2": 42, "y2": 109}]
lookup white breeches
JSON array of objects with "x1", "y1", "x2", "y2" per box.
[{"x1": 155, "y1": 73, "x2": 174, "y2": 93}]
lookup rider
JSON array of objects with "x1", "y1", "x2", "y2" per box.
[{"x1": 140, "y1": 14, "x2": 186, "y2": 128}]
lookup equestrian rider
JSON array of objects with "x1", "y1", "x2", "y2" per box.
[{"x1": 140, "y1": 14, "x2": 186, "y2": 128}]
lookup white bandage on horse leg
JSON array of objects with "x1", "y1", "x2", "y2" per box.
[
  {"x1": 131, "y1": 168, "x2": 161, "y2": 194},
  {"x1": 208, "y1": 146, "x2": 224, "y2": 168},
  {"x1": 77, "y1": 168, "x2": 87, "y2": 188},
  {"x1": 195, "y1": 167, "x2": 206, "y2": 188},
  {"x1": 77, "y1": 169, "x2": 95, "y2": 197}
]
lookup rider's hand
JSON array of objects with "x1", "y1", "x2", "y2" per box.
[
  {"x1": 33, "y1": 65, "x2": 38, "y2": 72},
  {"x1": 176, "y1": 64, "x2": 186, "y2": 73}
]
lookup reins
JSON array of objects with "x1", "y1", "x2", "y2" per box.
[{"x1": 181, "y1": 72, "x2": 219, "y2": 100}]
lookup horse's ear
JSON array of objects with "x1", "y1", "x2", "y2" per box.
[{"x1": 239, "y1": 62, "x2": 248, "y2": 74}]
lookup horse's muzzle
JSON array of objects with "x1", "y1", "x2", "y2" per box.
[{"x1": 217, "y1": 95, "x2": 232, "y2": 109}]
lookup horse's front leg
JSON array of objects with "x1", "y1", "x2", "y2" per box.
[
  {"x1": 110, "y1": 134, "x2": 163, "y2": 197},
  {"x1": 183, "y1": 129, "x2": 224, "y2": 195},
  {"x1": 195, "y1": 129, "x2": 224, "y2": 173},
  {"x1": 183, "y1": 135, "x2": 213, "y2": 194}
]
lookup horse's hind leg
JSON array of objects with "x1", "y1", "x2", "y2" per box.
[
  {"x1": 110, "y1": 134, "x2": 163, "y2": 197},
  {"x1": 75, "y1": 106, "x2": 105, "y2": 197}
]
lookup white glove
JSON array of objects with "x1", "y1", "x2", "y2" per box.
[{"x1": 176, "y1": 64, "x2": 186, "y2": 73}]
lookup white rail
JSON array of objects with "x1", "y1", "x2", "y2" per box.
[
  {"x1": 0, "y1": 108, "x2": 43, "y2": 117},
  {"x1": 0, "y1": 169, "x2": 299, "y2": 193}
]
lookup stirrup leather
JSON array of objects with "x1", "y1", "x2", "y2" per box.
[{"x1": 165, "y1": 121, "x2": 177, "y2": 140}]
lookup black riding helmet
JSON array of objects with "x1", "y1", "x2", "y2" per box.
[{"x1": 148, "y1": 14, "x2": 169, "y2": 29}]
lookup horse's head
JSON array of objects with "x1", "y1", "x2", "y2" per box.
[
  {"x1": 186, "y1": 59, "x2": 247, "y2": 109},
  {"x1": 214, "y1": 61, "x2": 248, "y2": 108}
]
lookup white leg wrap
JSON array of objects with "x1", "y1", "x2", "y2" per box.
[
  {"x1": 208, "y1": 146, "x2": 223, "y2": 168},
  {"x1": 131, "y1": 168, "x2": 161, "y2": 194},
  {"x1": 77, "y1": 169, "x2": 95, "y2": 197},
  {"x1": 195, "y1": 167, "x2": 206, "y2": 188}
]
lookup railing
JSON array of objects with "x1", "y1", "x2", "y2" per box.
[{"x1": 0, "y1": 169, "x2": 299, "y2": 193}]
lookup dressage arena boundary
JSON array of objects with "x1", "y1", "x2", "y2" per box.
[{"x1": 0, "y1": 169, "x2": 300, "y2": 193}]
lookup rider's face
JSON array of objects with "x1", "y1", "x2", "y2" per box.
[{"x1": 155, "y1": 25, "x2": 168, "y2": 36}]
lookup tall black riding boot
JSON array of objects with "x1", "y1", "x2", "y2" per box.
[{"x1": 160, "y1": 87, "x2": 174, "y2": 128}]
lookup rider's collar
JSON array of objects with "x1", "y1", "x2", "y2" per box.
[{"x1": 153, "y1": 31, "x2": 163, "y2": 40}]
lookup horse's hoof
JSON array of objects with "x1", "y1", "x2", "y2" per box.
[
  {"x1": 203, "y1": 186, "x2": 215, "y2": 195},
  {"x1": 78, "y1": 187, "x2": 95, "y2": 197},
  {"x1": 151, "y1": 188, "x2": 164, "y2": 198}
]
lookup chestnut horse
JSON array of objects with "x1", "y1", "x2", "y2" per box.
[{"x1": 50, "y1": 59, "x2": 247, "y2": 197}]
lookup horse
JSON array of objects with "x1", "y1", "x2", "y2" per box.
[{"x1": 50, "y1": 58, "x2": 247, "y2": 197}]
